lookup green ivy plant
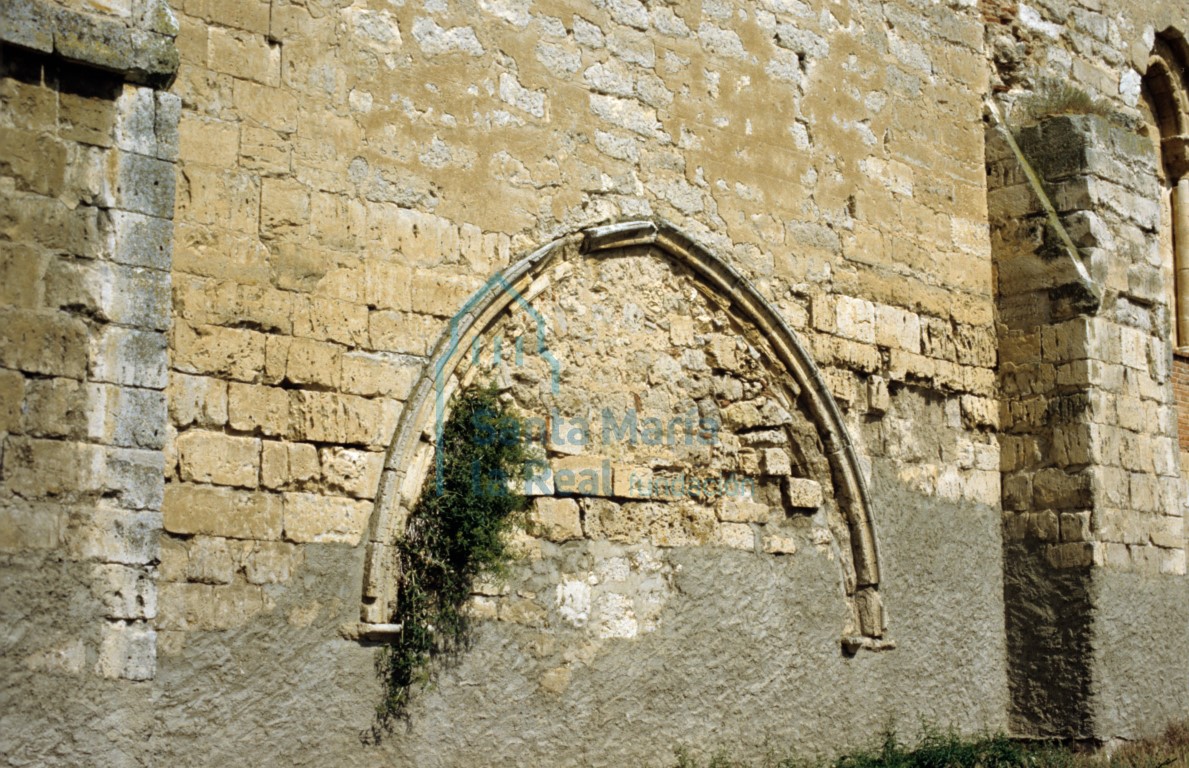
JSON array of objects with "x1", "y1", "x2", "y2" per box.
[{"x1": 376, "y1": 384, "x2": 530, "y2": 723}]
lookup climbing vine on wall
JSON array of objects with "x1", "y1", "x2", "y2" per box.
[{"x1": 377, "y1": 384, "x2": 529, "y2": 722}]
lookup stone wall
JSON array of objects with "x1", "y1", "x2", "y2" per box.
[
  {"x1": 148, "y1": 0, "x2": 1012, "y2": 762},
  {"x1": 989, "y1": 109, "x2": 1189, "y2": 738},
  {"x1": 0, "y1": 0, "x2": 179, "y2": 763},
  {"x1": 1, "y1": 0, "x2": 1189, "y2": 764}
]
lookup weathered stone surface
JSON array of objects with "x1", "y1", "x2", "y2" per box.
[
  {"x1": 529, "y1": 497, "x2": 582, "y2": 542},
  {"x1": 281, "y1": 492, "x2": 370, "y2": 545},
  {"x1": 176, "y1": 430, "x2": 260, "y2": 487},
  {"x1": 7, "y1": 0, "x2": 1189, "y2": 763},
  {"x1": 96, "y1": 620, "x2": 156, "y2": 681},
  {"x1": 785, "y1": 478, "x2": 824, "y2": 509},
  {"x1": 162, "y1": 484, "x2": 281, "y2": 540}
]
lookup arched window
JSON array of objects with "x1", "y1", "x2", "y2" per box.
[
  {"x1": 1141, "y1": 31, "x2": 1189, "y2": 457},
  {"x1": 1140, "y1": 32, "x2": 1189, "y2": 347}
]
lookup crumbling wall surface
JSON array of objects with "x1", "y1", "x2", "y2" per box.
[
  {"x1": 982, "y1": 0, "x2": 1185, "y2": 99},
  {"x1": 990, "y1": 107, "x2": 1189, "y2": 739},
  {"x1": 0, "y1": 1, "x2": 179, "y2": 765},
  {"x1": 150, "y1": 0, "x2": 1012, "y2": 761}
]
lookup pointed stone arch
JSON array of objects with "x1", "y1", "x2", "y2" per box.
[{"x1": 355, "y1": 220, "x2": 888, "y2": 649}]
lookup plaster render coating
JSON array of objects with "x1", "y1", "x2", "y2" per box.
[{"x1": 142, "y1": 459, "x2": 1007, "y2": 768}]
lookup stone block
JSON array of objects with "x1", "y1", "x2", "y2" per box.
[
  {"x1": 0, "y1": 0, "x2": 53, "y2": 52},
  {"x1": 169, "y1": 373, "x2": 228, "y2": 429},
  {"x1": 103, "y1": 446, "x2": 166, "y2": 510},
  {"x1": 0, "y1": 369, "x2": 22, "y2": 433},
  {"x1": 87, "y1": 383, "x2": 168, "y2": 449},
  {"x1": 157, "y1": 582, "x2": 213, "y2": 630},
  {"x1": 0, "y1": 308, "x2": 88, "y2": 379},
  {"x1": 22, "y1": 376, "x2": 85, "y2": 439},
  {"x1": 111, "y1": 150, "x2": 175, "y2": 218},
  {"x1": 158, "y1": 534, "x2": 187, "y2": 582},
  {"x1": 162, "y1": 483, "x2": 282, "y2": 540},
  {"x1": 1025, "y1": 511, "x2": 1061, "y2": 542},
  {"x1": 1003, "y1": 473, "x2": 1032, "y2": 511},
  {"x1": 706, "y1": 334, "x2": 738, "y2": 368},
  {"x1": 67, "y1": 503, "x2": 160, "y2": 565},
  {"x1": 260, "y1": 177, "x2": 310, "y2": 241},
  {"x1": 718, "y1": 498, "x2": 769, "y2": 523},
  {"x1": 369, "y1": 311, "x2": 441, "y2": 356},
  {"x1": 1150, "y1": 515, "x2": 1184, "y2": 549},
  {"x1": 203, "y1": 0, "x2": 271, "y2": 34},
  {"x1": 284, "y1": 337, "x2": 342, "y2": 389},
  {"x1": 785, "y1": 478, "x2": 823, "y2": 509},
  {"x1": 0, "y1": 125, "x2": 67, "y2": 197},
  {"x1": 1046, "y1": 542, "x2": 1094, "y2": 569},
  {"x1": 112, "y1": 85, "x2": 156, "y2": 157},
  {"x1": 173, "y1": 276, "x2": 292, "y2": 333},
  {"x1": 91, "y1": 563, "x2": 156, "y2": 620},
  {"x1": 960, "y1": 395, "x2": 998, "y2": 430},
  {"x1": 866, "y1": 376, "x2": 890, "y2": 414},
  {"x1": 551, "y1": 455, "x2": 613, "y2": 496},
  {"x1": 669, "y1": 316, "x2": 694, "y2": 346},
  {"x1": 763, "y1": 447, "x2": 791, "y2": 476},
  {"x1": 498, "y1": 597, "x2": 547, "y2": 626},
  {"x1": 289, "y1": 390, "x2": 385, "y2": 447},
  {"x1": 153, "y1": 90, "x2": 180, "y2": 161},
  {"x1": 89, "y1": 326, "x2": 168, "y2": 388},
  {"x1": 834, "y1": 295, "x2": 876, "y2": 343},
  {"x1": 341, "y1": 352, "x2": 419, "y2": 399},
  {"x1": 227, "y1": 382, "x2": 290, "y2": 437},
  {"x1": 1161, "y1": 548, "x2": 1187, "y2": 576},
  {"x1": 1059, "y1": 511, "x2": 1092, "y2": 543},
  {"x1": 178, "y1": 115, "x2": 239, "y2": 168},
  {"x1": 292, "y1": 296, "x2": 368, "y2": 347},
  {"x1": 261, "y1": 441, "x2": 319, "y2": 490},
  {"x1": 173, "y1": 321, "x2": 266, "y2": 382},
  {"x1": 177, "y1": 430, "x2": 261, "y2": 488},
  {"x1": 504, "y1": 460, "x2": 551, "y2": 496},
  {"x1": 1032, "y1": 468, "x2": 1092, "y2": 510},
  {"x1": 238, "y1": 123, "x2": 290, "y2": 174},
  {"x1": 763, "y1": 533, "x2": 797, "y2": 555},
  {"x1": 232, "y1": 78, "x2": 297, "y2": 132},
  {"x1": 185, "y1": 536, "x2": 235, "y2": 584},
  {"x1": 3, "y1": 437, "x2": 103, "y2": 498},
  {"x1": 319, "y1": 446, "x2": 383, "y2": 499},
  {"x1": 721, "y1": 401, "x2": 762, "y2": 429},
  {"x1": 529, "y1": 497, "x2": 582, "y2": 542},
  {"x1": 96, "y1": 620, "x2": 156, "y2": 681},
  {"x1": 409, "y1": 271, "x2": 480, "y2": 318},
  {"x1": 584, "y1": 499, "x2": 714, "y2": 547},
  {"x1": 106, "y1": 210, "x2": 173, "y2": 270},
  {"x1": 282, "y1": 492, "x2": 370, "y2": 544},
  {"x1": 0, "y1": 242, "x2": 44, "y2": 310},
  {"x1": 175, "y1": 173, "x2": 261, "y2": 238},
  {"x1": 612, "y1": 464, "x2": 648, "y2": 498},
  {"x1": 1118, "y1": 325, "x2": 1148, "y2": 370}
]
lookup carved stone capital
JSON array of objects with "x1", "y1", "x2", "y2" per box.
[{"x1": 1163, "y1": 134, "x2": 1189, "y2": 180}]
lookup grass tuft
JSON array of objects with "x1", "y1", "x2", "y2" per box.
[{"x1": 669, "y1": 722, "x2": 1189, "y2": 768}]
